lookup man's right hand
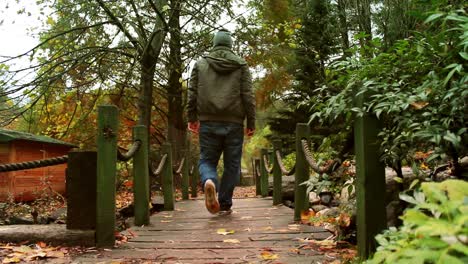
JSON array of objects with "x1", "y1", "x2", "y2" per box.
[
  {"x1": 246, "y1": 128, "x2": 255, "y2": 137},
  {"x1": 188, "y1": 121, "x2": 200, "y2": 134}
]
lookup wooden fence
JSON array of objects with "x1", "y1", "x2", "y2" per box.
[
  {"x1": 253, "y1": 120, "x2": 387, "y2": 260},
  {"x1": 94, "y1": 105, "x2": 198, "y2": 247}
]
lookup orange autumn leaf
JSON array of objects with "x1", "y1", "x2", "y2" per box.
[
  {"x1": 301, "y1": 209, "x2": 315, "y2": 224},
  {"x1": 260, "y1": 251, "x2": 279, "y2": 260},
  {"x1": 336, "y1": 213, "x2": 351, "y2": 227},
  {"x1": 123, "y1": 180, "x2": 133, "y2": 187},
  {"x1": 36, "y1": 241, "x2": 47, "y2": 248},
  {"x1": 410, "y1": 101, "x2": 429, "y2": 110}
]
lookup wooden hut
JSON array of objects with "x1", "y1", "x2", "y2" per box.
[{"x1": 0, "y1": 129, "x2": 76, "y2": 202}]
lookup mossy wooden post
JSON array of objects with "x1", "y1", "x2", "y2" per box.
[
  {"x1": 162, "y1": 143, "x2": 174, "y2": 210},
  {"x1": 294, "y1": 123, "x2": 310, "y2": 222},
  {"x1": 191, "y1": 159, "x2": 199, "y2": 198},
  {"x1": 133, "y1": 125, "x2": 149, "y2": 226},
  {"x1": 96, "y1": 105, "x2": 118, "y2": 247},
  {"x1": 66, "y1": 150, "x2": 97, "y2": 230},
  {"x1": 260, "y1": 148, "x2": 269, "y2": 197},
  {"x1": 354, "y1": 93, "x2": 387, "y2": 259},
  {"x1": 181, "y1": 148, "x2": 189, "y2": 200},
  {"x1": 272, "y1": 139, "x2": 283, "y2": 205},
  {"x1": 254, "y1": 158, "x2": 261, "y2": 196}
]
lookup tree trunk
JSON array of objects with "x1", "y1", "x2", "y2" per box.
[
  {"x1": 137, "y1": 1, "x2": 168, "y2": 147},
  {"x1": 166, "y1": 0, "x2": 186, "y2": 162},
  {"x1": 337, "y1": 0, "x2": 350, "y2": 57},
  {"x1": 354, "y1": 0, "x2": 372, "y2": 57},
  {"x1": 138, "y1": 57, "x2": 156, "y2": 134}
]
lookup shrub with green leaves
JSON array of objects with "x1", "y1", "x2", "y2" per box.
[
  {"x1": 312, "y1": 7, "x2": 467, "y2": 177},
  {"x1": 365, "y1": 180, "x2": 468, "y2": 264}
]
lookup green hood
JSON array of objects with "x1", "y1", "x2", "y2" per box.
[{"x1": 203, "y1": 47, "x2": 246, "y2": 73}]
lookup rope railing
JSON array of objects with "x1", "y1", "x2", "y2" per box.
[
  {"x1": 152, "y1": 154, "x2": 168, "y2": 176},
  {"x1": 255, "y1": 121, "x2": 386, "y2": 258},
  {"x1": 0, "y1": 155, "x2": 68, "y2": 173},
  {"x1": 301, "y1": 139, "x2": 340, "y2": 174},
  {"x1": 275, "y1": 150, "x2": 296, "y2": 176},
  {"x1": 117, "y1": 140, "x2": 142, "y2": 162}
]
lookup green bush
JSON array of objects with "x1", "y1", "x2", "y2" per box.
[{"x1": 365, "y1": 180, "x2": 468, "y2": 264}]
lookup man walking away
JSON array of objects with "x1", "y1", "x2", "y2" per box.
[{"x1": 187, "y1": 29, "x2": 256, "y2": 214}]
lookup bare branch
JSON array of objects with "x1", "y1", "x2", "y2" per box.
[{"x1": 95, "y1": 0, "x2": 143, "y2": 53}]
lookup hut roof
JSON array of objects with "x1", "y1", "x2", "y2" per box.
[{"x1": 0, "y1": 129, "x2": 76, "y2": 147}]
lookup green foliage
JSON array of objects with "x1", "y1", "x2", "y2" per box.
[
  {"x1": 245, "y1": 125, "x2": 272, "y2": 156},
  {"x1": 281, "y1": 152, "x2": 296, "y2": 172},
  {"x1": 365, "y1": 180, "x2": 468, "y2": 263},
  {"x1": 314, "y1": 7, "x2": 468, "y2": 176}
]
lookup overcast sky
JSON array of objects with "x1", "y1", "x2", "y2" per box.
[{"x1": 0, "y1": 1, "x2": 43, "y2": 58}]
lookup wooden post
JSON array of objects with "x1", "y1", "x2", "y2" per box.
[
  {"x1": 133, "y1": 125, "x2": 149, "y2": 226},
  {"x1": 354, "y1": 94, "x2": 387, "y2": 259},
  {"x1": 272, "y1": 139, "x2": 283, "y2": 205},
  {"x1": 162, "y1": 143, "x2": 174, "y2": 210},
  {"x1": 191, "y1": 162, "x2": 199, "y2": 198},
  {"x1": 96, "y1": 105, "x2": 118, "y2": 247},
  {"x1": 66, "y1": 150, "x2": 97, "y2": 230},
  {"x1": 294, "y1": 123, "x2": 310, "y2": 222},
  {"x1": 254, "y1": 158, "x2": 261, "y2": 196},
  {"x1": 181, "y1": 148, "x2": 189, "y2": 200},
  {"x1": 260, "y1": 149, "x2": 269, "y2": 197}
]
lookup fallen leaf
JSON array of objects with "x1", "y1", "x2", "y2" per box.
[
  {"x1": 289, "y1": 248, "x2": 300, "y2": 254},
  {"x1": 2, "y1": 257, "x2": 21, "y2": 263},
  {"x1": 223, "y1": 239, "x2": 240, "y2": 243},
  {"x1": 27, "y1": 252, "x2": 47, "y2": 261},
  {"x1": 36, "y1": 242, "x2": 47, "y2": 248},
  {"x1": 217, "y1": 228, "x2": 235, "y2": 235},
  {"x1": 310, "y1": 239, "x2": 336, "y2": 250},
  {"x1": 336, "y1": 213, "x2": 351, "y2": 227},
  {"x1": 260, "y1": 251, "x2": 279, "y2": 260},
  {"x1": 301, "y1": 210, "x2": 316, "y2": 224},
  {"x1": 14, "y1": 245, "x2": 32, "y2": 253}
]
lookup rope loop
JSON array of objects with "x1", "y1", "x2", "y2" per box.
[
  {"x1": 301, "y1": 139, "x2": 341, "y2": 174},
  {"x1": 152, "y1": 154, "x2": 168, "y2": 175},
  {"x1": 262, "y1": 154, "x2": 274, "y2": 174},
  {"x1": 175, "y1": 156, "x2": 186, "y2": 175},
  {"x1": 275, "y1": 150, "x2": 296, "y2": 176},
  {"x1": 117, "y1": 140, "x2": 142, "y2": 161}
]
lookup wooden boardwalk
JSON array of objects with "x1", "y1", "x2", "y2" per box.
[{"x1": 74, "y1": 198, "x2": 333, "y2": 263}]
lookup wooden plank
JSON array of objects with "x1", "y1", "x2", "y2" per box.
[
  {"x1": 74, "y1": 247, "x2": 329, "y2": 263},
  {"x1": 124, "y1": 240, "x2": 318, "y2": 249}
]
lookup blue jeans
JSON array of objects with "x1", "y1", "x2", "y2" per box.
[{"x1": 199, "y1": 121, "x2": 244, "y2": 209}]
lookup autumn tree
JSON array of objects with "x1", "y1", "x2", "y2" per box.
[{"x1": 1, "y1": 0, "x2": 236, "y2": 157}]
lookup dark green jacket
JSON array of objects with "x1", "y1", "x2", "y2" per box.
[{"x1": 188, "y1": 46, "x2": 256, "y2": 129}]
